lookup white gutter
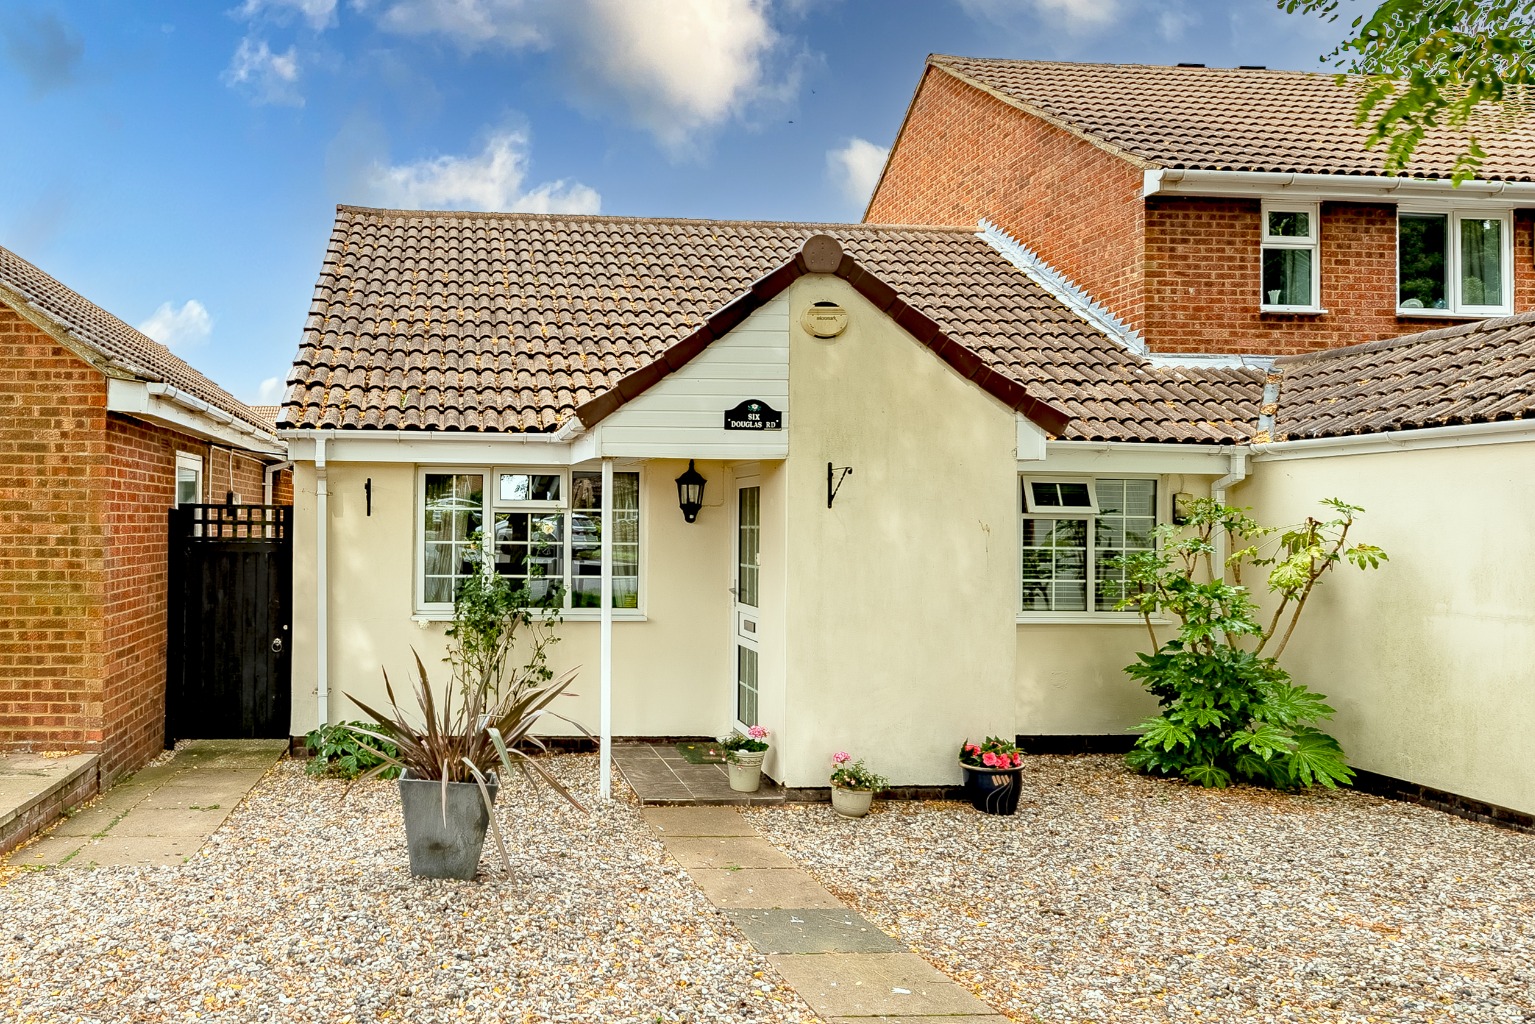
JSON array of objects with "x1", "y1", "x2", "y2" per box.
[
  {"x1": 107, "y1": 379, "x2": 284, "y2": 455},
  {"x1": 1250, "y1": 418, "x2": 1535, "y2": 460},
  {"x1": 263, "y1": 461, "x2": 293, "y2": 505},
  {"x1": 1209, "y1": 449, "x2": 1249, "y2": 580},
  {"x1": 315, "y1": 436, "x2": 330, "y2": 730},
  {"x1": 280, "y1": 428, "x2": 569, "y2": 443},
  {"x1": 598, "y1": 457, "x2": 614, "y2": 802},
  {"x1": 1144, "y1": 168, "x2": 1535, "y2": 206}
]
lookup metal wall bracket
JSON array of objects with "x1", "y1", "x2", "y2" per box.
[{"x1": 828, "y1": 462, "x2": 853, "y2": 508}]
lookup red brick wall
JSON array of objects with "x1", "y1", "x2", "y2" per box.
[
  {"x1": 0, "y1": 307, "x2": 109, "y2": 755},
  {"x1": 1144, "y1": 199, "x2": 1535, "y2": 355},
  {"x1": 867, "y1": 66, "x2": 1148, "y2": 331}
]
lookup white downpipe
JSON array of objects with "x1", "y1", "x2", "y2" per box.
[
  {"x1": 1209, "y1": 448, "x2": 1248, "y2": 581},
  {"x1": 598, "y1": 457, "x2": 614, "y2": 801},
  {"x1": 263, "y1": 460, "x2": 292, "y2": 505},
  {"x1": 315, "y1": 437, "x2": 330, "y2": 729}
]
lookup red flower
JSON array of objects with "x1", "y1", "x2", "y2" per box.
[{"x1": 981, "y1": 751, "x2": 999, "y2": 767}]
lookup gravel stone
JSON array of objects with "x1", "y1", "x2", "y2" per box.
[
  {"x1": 0, "y1": 756, "x2": 818, "y2": 1024},
  {"x1": 748, "y1": 755, "x2": 1535, "y2": 1023}
]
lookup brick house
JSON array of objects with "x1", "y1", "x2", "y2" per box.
[
  {"x1": 868, "y1": 57, "x2": 1535, "y2": 358},
  {"x1": 0, "y1": 245, "x2": 290, "y2": 783}
]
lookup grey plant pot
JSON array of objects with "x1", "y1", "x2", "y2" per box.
[{"x1": 398, "y1": 769, "x2": 499, "y2": 880}]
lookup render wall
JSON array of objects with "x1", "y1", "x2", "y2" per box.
[
  {"x1": 1234, "y1": 444, "x2": 1535, "y2": 816},
  {"x1": 0, "y1": 307, "x2": 108, "y2": 754},
  {"x1": 288, "y1": 459, "x2": 737, "y2": 741},
  {"x1": 1144, "y1": 199, "x2": 1535, "y2": 356},
  {"x1": 779, "y1": 274, "x2": 1021, "y2": 788},
  {"x1": 866, "y1": 66, "x2": 1147, "y2": 333}
]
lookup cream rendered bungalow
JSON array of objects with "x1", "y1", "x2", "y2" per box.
[{"x1": 278, "y1": 206, "x2": 1268, "y2": 792}]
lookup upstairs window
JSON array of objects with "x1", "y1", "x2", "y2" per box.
[
  {"x1": 1398, "y1": 211, "x2": 1511, "y2": 315},
  {"x1": 1261, "y1": 203, "x2": 1320, "y2": 311}
]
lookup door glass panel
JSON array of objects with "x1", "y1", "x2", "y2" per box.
[
  {"x1": 736, "y1": 645, "x2": 759, "y2": 727},
  {"x1": 737, "y1": 486, "x2": 760, "y2": 609}
]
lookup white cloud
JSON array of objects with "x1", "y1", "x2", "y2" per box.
[
  {"x1": 365, "y1": 130, "x2": 601, "y2": 213},
  {"x1": 827, "y1": 137, "x2": 889, "y2": 208},
  {"x1": 253, "y1": 377, "x2": 287, "y2": 405},
  {"x1": 367, "y1": 0, "x2": 789, "y2": 150},
  {"x1": 139, "y1": 300, "x2": 213, "y2": 351},
  {"x1": 957, "y1": 0, "x2": 1121, "y2": 35},
  {"x1": 237, "y1": 0, "x2": 340, "y2": 30},
  {"x1": 222, "y1": 36, "x2": 303, "y2": 105}
]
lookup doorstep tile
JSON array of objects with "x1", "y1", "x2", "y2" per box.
[{"x1": 765, "y1": 952, "x2": 995, "y2": 1018}]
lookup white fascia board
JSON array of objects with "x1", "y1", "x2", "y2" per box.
[
  {"x1": 280, "y1": 429, "x2": 570, "y2": 465},
  {"x1": 1145, "y1": 168, "x2": 1535, "y2": 208},
  {"x1": 1017, "y1": 415, "x2": 1047, "y2": 461},
  {"x1": 1036, "y1": 440, "x2": 1239, "y2": 475},
  {"x1": 108, "y1": 379, "x2": 284, "y2": 455},
  {"x1": 1251, "y1": 419, "x2": 1535, "y2": 461}
]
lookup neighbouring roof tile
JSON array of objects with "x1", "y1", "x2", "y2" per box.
[
  {"x1": 932, "y1": 55, "x2": 1535, "y2": 181},
  {"x1": 284, "y1": 206, "x2": 1264, "y2": 443},
  {"x1": 0, "y1": 245, "x2": 274, "y2": 436},
  {"x1": 1272, "y1": 312, "x2": 1535, "y2": 439}
]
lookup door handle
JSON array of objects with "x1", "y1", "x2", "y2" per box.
[{"x1": 270, "y1": 637, "x2": 284, "y2": 654}]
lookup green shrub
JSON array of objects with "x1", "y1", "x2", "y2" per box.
[
  {"x1": 304, "y1": 720, "x2": 401, "y2": 780},
  {"x1": 1117, "y1": 498, "x2": 1386, "y2": 790}
]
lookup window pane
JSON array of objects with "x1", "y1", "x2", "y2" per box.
[
  {"x1": 1094, "y1": 479, "x2": 1157, "y2": 612},
  {"x1": 1399, "y1": 214, "x2": 1447, "y2": 309},
  {"x1": 422, "y1": 473, "x2": 484, "y2": 605},
  {"x1": 1460, "y1": 217, "x2": 1504, "y2": 307},
  {"x1": 176, "y1": 467, "x2": 200, "y2": 506},
  {"x1": 498, "y1": 472, "x2": 561, "y2": 503},
  {"x1": 1020, "y1": 517, "x2": 1088, "y2": 611},
  {"x1": 571, "y1": 471, "x2": 641, "y2": 609},
  {"x1": 1027, "y1": 480, "x2": 1093, "y2": 510},
  {"x1": 737, "y1": 486, "x2": 761, "y2": 608},
  {"x1": 493, "y1": 511, "x2": 564, "y2": 605},
  {"x1": 1262, "y1": 247, "x2": 1313, "y2": 306},
  {"x1": 1267, "y1": 210, "x2": 1310, "y2": 238}
]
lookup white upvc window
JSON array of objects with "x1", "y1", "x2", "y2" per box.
[
  {"x1": 175, "y1": 452, "x2": 204, "y2": 507},
  {"x1": 1020, "y1": 477, "x2": 1158, "y2": 617},
  {"x1": 1260, "y1": 203, "x2": 1321, "y2": 312},
  {"x1": 417, "y1": 467, "x2": 641, "y2": 615},
  {"x1": 1398, "y1": 209, "x2": 1513, "y2": 316}
]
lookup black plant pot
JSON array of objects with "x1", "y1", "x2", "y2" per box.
[
  {"x1": 962, "y1": 764, "x2": 1024, "y2": 815},
  {"x1": 398, "y1": 770, "x2": 499, "y2": 879}
]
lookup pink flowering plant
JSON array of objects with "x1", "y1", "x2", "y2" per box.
[
  {"x1": 829, "y1": 751, "x2": 889, "y2": 793},
  {"x1": 720, "y1": 725, "x2": 769, "y2": 762},
  {"x1": 959, "y1": 736, "x2": 1025, "y2": 770}
]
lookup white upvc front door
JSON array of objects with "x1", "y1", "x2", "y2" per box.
[{"x1": 732, "y1": 478, "x2": 761, "y2": 728}]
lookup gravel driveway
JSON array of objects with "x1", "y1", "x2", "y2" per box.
[
  {"x1": 750, "y1": 755, "x2": 1535, "y2": 1024},
  {"x1": 0, "y1": 757, "x2": 815, "y2": 1024}
]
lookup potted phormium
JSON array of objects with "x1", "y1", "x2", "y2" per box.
[
  {"x1": 828, "y1": 751, "x2": 888, "y2": 818},
  {"x1": 958, "y1": 736, "x2": 1026, "y2": 816},
  {"x1": 720, "y1": 726, "x2": 770, "y2": 792}
]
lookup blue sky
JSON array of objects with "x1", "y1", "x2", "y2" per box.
[{"x1": 0, "y1": 0, "x2": 1349, "y2": 405}]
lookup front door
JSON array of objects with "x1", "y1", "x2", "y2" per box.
[{"x1": 733, "y1": 481, "x2": 761, "y2": 727}]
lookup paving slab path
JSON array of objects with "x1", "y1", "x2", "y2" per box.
[
  {"x1": 6, "y1": 739, "x2": 287, "y2": 869},
  {"x1": 644, "y1": 805, "x2": 1007, "y2": 1024}
]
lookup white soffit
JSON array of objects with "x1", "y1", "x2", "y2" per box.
[
  {"x1": 1038, "y1": 440, "x2": 1239, "y2": 474},
  {"x1": 109, "y1": 379, "x2": 283, "y2": 455},
  {"x1": 1145, "y1": 168, "x2": 1535, "y2": 208}
]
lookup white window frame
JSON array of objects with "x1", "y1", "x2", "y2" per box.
[
  {"x1": 174, "y1": 452, "x2": 204, "y2": 507},
  {"x1": 1260, "y1": 202, "x2": 1323, "y2": 313},
  {"x1": 1396, "y1": 207, "x2": 1514, "y2": 317},
  {"x1": 414, "y1": 465, "x2": 645, "y2": 620},
  {"x1": 1022, "y1": 477, "x2": 1100, "y2": 515},
  {"x1": 1018, "y1": 475, "x2": 1165, "y2": 624}
]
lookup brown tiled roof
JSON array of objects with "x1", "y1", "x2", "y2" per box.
[
  {"x1": 0, "y1": 245, "x2": 276, "y2": 437},
  {"x1": 1272, "y1": 312, "x2": 1535, "y2": 439},
  {"x1": 931, "y1": 56, "x2": 1535, "y2": 181},
  {"x1": 249, "y1": 405, "x2": 283, "y2": 427},
  {"x1": 285, "y1": 206, "x2": 1264, "y2": 443}
]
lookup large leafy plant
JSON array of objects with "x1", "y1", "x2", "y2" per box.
[{"x1": 1117, "y1": 498, "x2": 1386, "y2": 790}]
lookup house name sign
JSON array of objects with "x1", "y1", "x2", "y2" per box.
[{"x1": 723, "y1": 399, "x2": 783, "y2": 431}]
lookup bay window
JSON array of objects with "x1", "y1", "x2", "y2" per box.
[
  {"x1": 419, "y1": 467, "x2": 640, "y2": 614},
  {"x1": 1260, "y1": 203, "x2": 1320, "y2": 311},
  {"x1": 1020, "y1": 477, "x2": 1157, "y2": 616},
  {"x1": 1398, "y1": 210, "x2": 1512, "y2": 315}
]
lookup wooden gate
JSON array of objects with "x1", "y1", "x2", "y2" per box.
[{"x1": 166, "y1": 504, "x2": 292, "y2": 742}]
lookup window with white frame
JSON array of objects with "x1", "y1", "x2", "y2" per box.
[
  {"x1": 419, "y1": 468, "x2": 640, "y2": 613},
  {"x1": 1260, "y1": 203, "x2": 1320, "y2": 311},
  {"x1": 1398, "y1": 210, "x2": 1512, "y2": 315},
  {"x1": 175, "y1": 452, "x2": 204, "y2": 507},
  {"x1": 1020, "y1": 477, "x2": 1157, "y2": 614}
]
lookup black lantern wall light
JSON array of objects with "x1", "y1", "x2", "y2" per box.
[{"x1": 675, "y1": 460, "x2": 706, "y2": 523}]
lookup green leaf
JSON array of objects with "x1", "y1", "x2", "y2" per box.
[{"x1": 1285, "y1": 728, "x2": 1355, "y2": 789}]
